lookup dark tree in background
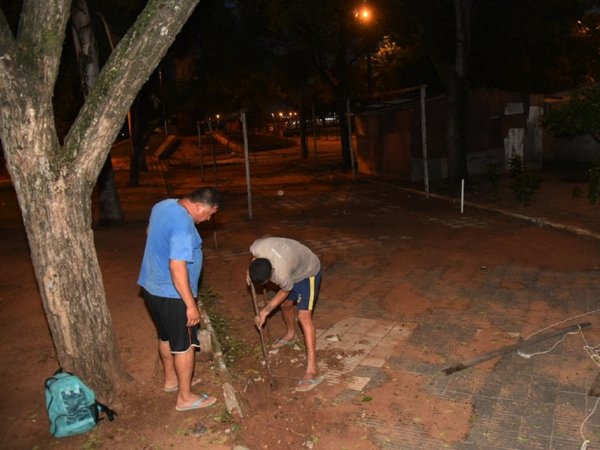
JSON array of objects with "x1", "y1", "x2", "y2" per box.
[
  {"x1": 71, "y1": 0, "x2": 124, "y2": 224},
  {"x1": 393, "y1": 0, "x2": 594, "y2": 183},
  {"x1": 160, "y1": 0, "x2": 277, "y2": 132},
  {"x1": 258, "y1": 0, "x2": 393, "y2": 169}
]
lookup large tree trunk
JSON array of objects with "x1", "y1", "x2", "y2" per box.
[
  {"x1": 15, "y1": 163, "x2": 129, "y2": 397},
  {"x1": 1, "y1": 88, "x2": 129, "y2": 399},
  {"x1": 0, "y1": 0, "x2": 201, "y2": 401}
]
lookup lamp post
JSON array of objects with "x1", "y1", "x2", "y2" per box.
[{"x1": 355, "y1": 2, "x2": 373, "y2": 93}]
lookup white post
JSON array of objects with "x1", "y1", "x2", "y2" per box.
[
  {"x1": 196, "y1": 121, "x2": 205, "y2": 181},
  {"x1": 346, "y1": 98, "x2": 356, "y2": 180},
  {"x1": 460, "y1": 178, "x2": 465, "y2": 214},
  {"x1": 207, "y1": 118, "x2": 218, "y2": 185},
  {"x1": 420, "y1": 86, "x2": 429, "y2": 196},
  {"x1": 241, "y1": 111, "x2": 253, "y2": 220}
]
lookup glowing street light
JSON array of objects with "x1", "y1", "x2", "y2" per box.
[
  {"x1": 354, "y1": 3, "x2": 374, "y2": 93},
  {"x1": 354, "y1": 4, "x2": 372, "y2": 23}
]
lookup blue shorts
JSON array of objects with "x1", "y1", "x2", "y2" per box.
[
  {"x1": 142, "y1": 288, "x2": 200, "y2": 353},
  {"x1": 287, "y1": 270, "x2": 321, "y2": 311}
]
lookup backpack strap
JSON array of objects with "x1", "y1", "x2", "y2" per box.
[
  {"x1": 96, "y1": 401, "x2": 117, "y2": 422},
  {"x1": 51, "y1": 367, "x2": 74, "y2": 377}
]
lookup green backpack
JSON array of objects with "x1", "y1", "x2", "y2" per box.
[{"x1": 45, "y1": 368, "x2": 117, "y2": 438}]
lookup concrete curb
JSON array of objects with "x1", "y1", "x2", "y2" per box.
[
  {"x1": 197, "y1": 296, "x2": 245, "y2": 418},
  {"x1": 379, "y1": 182, "x2": 600, "y2": 241},
  {"x1": 212, "y1": 131, "x2": 244, "y2": 153},
  {"x1": 154, "y1": 135, "x2": 181, "y2": 160}
]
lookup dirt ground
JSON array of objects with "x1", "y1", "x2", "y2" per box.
[{"x1": 1, "y1": 135, "x2": 600, "y2": 449}]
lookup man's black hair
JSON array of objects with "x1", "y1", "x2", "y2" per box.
[
  {"x1": 249, "y1": 258, "x2": 272, "y2": 284},
  {"x1": 186, "y1": 187, "x2": 221, "y2": 207}
]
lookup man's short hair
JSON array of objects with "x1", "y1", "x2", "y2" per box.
[
  {"x1": 186, "y1": 187, "x2": 221, "y2": 207},
  {"x1": 249, "y1": 258, "x2": 272, "y2": 284}
]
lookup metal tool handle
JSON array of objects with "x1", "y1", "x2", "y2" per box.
[
  {"x1": 250, "y1": 282, "x2": 274, "y2": 388},
  {"x1": 250, "y1": 282, "x2": 260, "y2": 316}
]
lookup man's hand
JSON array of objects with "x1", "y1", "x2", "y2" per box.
[
  {"x1": 255, "y1": 308, "x2": 269, "y2": 329},
  {"x1": 186, "y1": 305, "x2": 201, "y2": 327}
]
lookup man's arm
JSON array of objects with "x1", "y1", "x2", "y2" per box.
[
  {"x1": 256, "y1": 289, "x2": 290, "y2": 328},
  {"x1": 170, "y1": 259, "x2": 200, "y2": 327}
]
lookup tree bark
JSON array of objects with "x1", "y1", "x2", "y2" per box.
[
  {"x1": 71, "y1": 0, "x2": 124, "y2": 224},
  {"x1": 0, "y1": 0, "x2": 201, "y2": 401}
]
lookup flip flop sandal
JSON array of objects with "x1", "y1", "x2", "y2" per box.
[
  {"x1": 175, "y1": 393, "x2": 217, "y2": 411},
  {"x1": 294, "y1": 377, "x2": 324, "y2": 392},
  {"x1": 271, "y1": 337, "x2": 296, "y2": 349}
]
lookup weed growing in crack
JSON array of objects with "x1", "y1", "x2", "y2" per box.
[{"x1": 199, "y1": 286, "x2": 246, "y2": 365}]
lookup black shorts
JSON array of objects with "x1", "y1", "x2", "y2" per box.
[{"x1": 142, "y1": 288, "x2": 200, "y2": 353}]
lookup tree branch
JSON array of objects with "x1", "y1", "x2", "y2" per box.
[
  {"x1": 64, "y1": 0, "x2": 200, "y2": 182},
  {"x1": 0, "y1": 9, "x2": 19, "y2": 100},
  {"x1": 19, "y1": 0, "x2": 71, "y2": 88},
  {"x1": 0, "y1": 8, "x2": 16, "y2": 48}
]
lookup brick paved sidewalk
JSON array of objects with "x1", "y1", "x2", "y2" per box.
[{"x1": 119, "y1": 134, "x2": 600, "y2": 449}]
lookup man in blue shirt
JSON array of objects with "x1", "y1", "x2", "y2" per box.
[{"x1": 139, "y1": 187, "x2": 220, "y2": 411}]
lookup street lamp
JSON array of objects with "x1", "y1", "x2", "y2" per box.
[
  {"x1": 354, "y1": 2, "x2": 373, "y2": 93},
  {"x1": 355, "y1": 5, "x2": 371, "y2": 22}
]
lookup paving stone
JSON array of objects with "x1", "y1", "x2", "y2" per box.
[
  {"x1": 440, "y1": 372, "x2": 477, "y2": 396},
  {"x1": 333, "y1": 388, "x2": 361, "y2": 403},
  {"x1": 338, "y1": 374, "x2": 369, "y2": 391},
  {"x1": 360, "y1": 356, "x2": 387, "y2": 368},
  {"x1": 519, "y1": 403, "x2": 555, "y2": 438},
  {"x1": 549, "y1": 436, "x2": 588, "y2": 450},
  {"x1": 552, "y1": 401, "x2": 587, "y2": 439},
  {"x1": 498, "y1": 380, "x2": 530, "y2": 401},
  {"x1": 528, "y1": 385, "x2": 558, "y2": 405}
]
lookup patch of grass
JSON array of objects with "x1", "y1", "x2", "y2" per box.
[
  {"x1": 212, "y1": 408, "x2": 241, "y2": 436},
  {"x1": 199, "y1": 286, "x2": 246, "y2": 365}
]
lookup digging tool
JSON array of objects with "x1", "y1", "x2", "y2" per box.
[
  {"x1": 250, "y1": 282, "x2": 274, "y2": 389},
  {"x1": 443, "y1": 322, "x2": 591, "y2": 375},
  {"x1": 260, "y1": 289, "x2": 272, "y2": 342}
]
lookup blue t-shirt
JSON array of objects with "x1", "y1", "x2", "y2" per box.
[{"x1": 138, "y1": 199, "x2": 203, "y2": 298}]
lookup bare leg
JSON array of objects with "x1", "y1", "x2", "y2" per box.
[
  {"x1": 297, "y1": 309, "x2": 317, "y2": 379},
  {"x1": 280, "y1": 300, "x2": 297, "y2": 341},
  {"x1": 174, "y1": 347, "x2": 202, "y2": 409},
  {"x1": 158, "y1": 340, "x2": 178, "y2": 390}
]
